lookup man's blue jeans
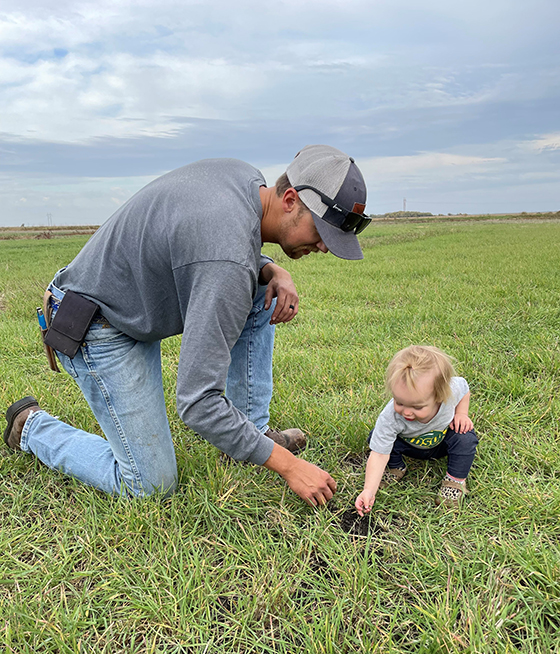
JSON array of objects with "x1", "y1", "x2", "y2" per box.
[{"x1": 20, "y1": 281, "x2": 276, "y2": 497}]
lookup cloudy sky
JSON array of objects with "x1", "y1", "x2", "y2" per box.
[{"x1": 1, "y1": 0, "x2": 559, "y2": 226}]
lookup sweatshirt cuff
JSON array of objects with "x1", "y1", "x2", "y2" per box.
[{"x1": 246, "y1": 430, "x2": 275, "y2": 465}]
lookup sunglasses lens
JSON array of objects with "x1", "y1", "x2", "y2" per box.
[
  {"x1": 340, "y1": 213, "x2": 360, "y2": 232},
  {"x1": 342, "y1": 213, "x2": 370, "y2": 234},
  {"x1": 354, "y1": 217, "x2": 371, "y2": 234}
]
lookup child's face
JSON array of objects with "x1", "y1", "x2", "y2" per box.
[{"x1": 392, "y1": 371, "x2": 440, "y2": 424}]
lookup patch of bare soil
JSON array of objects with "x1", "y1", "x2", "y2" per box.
[{"x1": 339, "y1": 508, "x2": 374, "y2": 536}]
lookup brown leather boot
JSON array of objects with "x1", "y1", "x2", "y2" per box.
[
  {"x1": 3, "y1": 396, "x2": 41, "y2": 450},
  {"x1": 265, "y1": 427, "x2": 307, "y2": 454}
]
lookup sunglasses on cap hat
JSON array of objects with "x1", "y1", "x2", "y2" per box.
[{"x1": 293, "y1": 185, "x2": 371, "y2": 235}]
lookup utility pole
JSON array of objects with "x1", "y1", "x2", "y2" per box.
[
  {"x1": 46, "y1": 213, "x2": 53, "y2": 227},
  {"x1": 403, "y1": 198, "x2": 406, "y2": 212}
]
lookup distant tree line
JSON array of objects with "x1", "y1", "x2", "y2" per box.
[{"x1": 369, "y1": 211, "x2": 434, "y2": 218}]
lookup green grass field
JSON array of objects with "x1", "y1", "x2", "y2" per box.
[{"x1": 1, "y1": 219, "x2": 559, "y2": 653}]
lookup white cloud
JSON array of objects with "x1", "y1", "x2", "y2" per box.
[
  {"x1": 524, "y1": 133, "x2": 560, "y2": 152},
  {"x1": 357, "y1": 152, "x2": 507, "y2": 188},
  {"x1": 0, "y1": 52, "x2": 266, "y2": 143},
  {"x1": 1, "y1": 0, "x2": 558, "y2": 147}
]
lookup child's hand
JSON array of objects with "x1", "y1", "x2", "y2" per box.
[
  {"x1": 355, "y1": 489, "x2": 376, "y2": 517},
  {"x1": 450, "y1": 413, "x2": 474, "y2": 433}
]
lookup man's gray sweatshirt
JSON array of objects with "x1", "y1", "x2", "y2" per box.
[{"x1": 56, "y1": 158, "x2": 275, "y2": 465}]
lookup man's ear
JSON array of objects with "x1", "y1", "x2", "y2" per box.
[{"x1": 282, "y1": 187, "x2": 299, "y2": 213}]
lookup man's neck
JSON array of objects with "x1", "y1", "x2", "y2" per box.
[{"x1": 259, "y1": 185, "x2": 280, "y2": 244}]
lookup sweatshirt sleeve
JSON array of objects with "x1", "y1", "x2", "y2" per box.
[
  {"x1": 259, "y1": 253, "x2": 274, "y2": 271},
  {"x1": 173, "y1": 260, "x2": 274, "y2": 465}
]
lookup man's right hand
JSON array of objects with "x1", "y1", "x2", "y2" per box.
[{"x1": 263, "y1": 443, "x2": 336, "y2": 506}]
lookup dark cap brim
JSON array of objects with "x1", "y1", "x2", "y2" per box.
[{"x1": 311, "y1": 212, "x2": 364, "y2": 260}]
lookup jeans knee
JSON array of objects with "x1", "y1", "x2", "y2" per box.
[
  {"x1": 149, "y1": 467, "x2": 178, "y2": 498},
  {"x1": 150, "y1": 475, "x2": 178, "y2": 498},
  {"x1": 127, "y1": 479, "x2": 177, "y2": 499},
  {"x1": 122, "y1": 464, "x2": 178, "y2": 499}
]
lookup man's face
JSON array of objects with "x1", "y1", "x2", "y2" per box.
[{"x1": 279, "y1": 204, "x2": 329, "y2": 260}]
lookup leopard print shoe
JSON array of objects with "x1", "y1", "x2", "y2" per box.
[
  {"x1": 436, "y1": 477, "x2": 468, "y2": 508},
  {"x1": 378, "y1": 466, "x2": 407, "y2": 489}
]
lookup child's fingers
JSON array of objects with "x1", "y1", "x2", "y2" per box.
[{"x1": 355, "y1": 497, "x2": 369, "y2": 516}]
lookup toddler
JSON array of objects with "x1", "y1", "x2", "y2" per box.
[{"x1": 355, "y1": 345, "x2": 478, "y2": 512}]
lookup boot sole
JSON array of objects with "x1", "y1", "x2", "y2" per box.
[{"x1": 3, "y1": 396, "x2": 39, "y2": 446}]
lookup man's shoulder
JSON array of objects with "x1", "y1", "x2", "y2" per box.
[{"x1": 164, "y1": 158, "x2": 264, "y2": 185}]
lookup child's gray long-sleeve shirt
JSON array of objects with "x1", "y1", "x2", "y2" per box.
[{"x1": 56, "y1": 158, "x2": 275, "y2": 465}]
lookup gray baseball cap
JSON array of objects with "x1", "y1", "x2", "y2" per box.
[{"x1": 286, "y1": 144, "x2": 369, "y2": 260}]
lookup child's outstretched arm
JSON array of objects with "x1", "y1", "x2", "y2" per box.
[
  {"x1": 355, "y1": 451, "x2": 390, "y2": 516},
  {"x1": 449, "y1": 391, "x2": 474, "y2": 433}
]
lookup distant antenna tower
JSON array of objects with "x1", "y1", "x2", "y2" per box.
[
  {"x1": 46, "y1": 213, "x2": 53, "y2": 227},
  {"x1": 403, "y1": 198, "x2": 406, "y2": 212}
]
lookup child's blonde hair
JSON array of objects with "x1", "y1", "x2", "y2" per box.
[{"x1": 385, "y1": 345, "x2": 456, "y2": 404}]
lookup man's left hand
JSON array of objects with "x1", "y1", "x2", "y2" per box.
[{"x1": 261, "y1": 263, "x2": 299, "y2": 324}]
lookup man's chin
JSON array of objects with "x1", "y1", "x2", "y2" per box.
[
  {"x1": 282, "y1": 245, "x2": 316, "y2": 259},
  {"x1": 291, "y1": 248, "x2": 313, "y2": 259},
  {"x1": 283, "y1": 249, "x2": 304, "y2": 260}
]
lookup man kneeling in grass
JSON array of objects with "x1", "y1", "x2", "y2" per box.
[{"x1": 4, "y1": 145, "x2": 370, "y2": 507}]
